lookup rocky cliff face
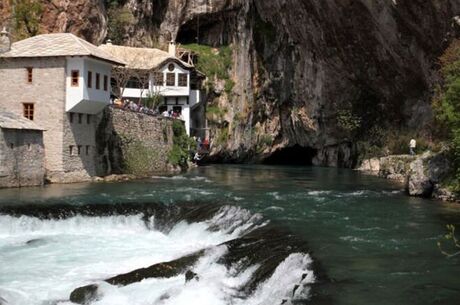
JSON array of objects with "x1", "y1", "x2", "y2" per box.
[
  {"x1": 1, "y1": 0, "x2": 107, "y2": 43},
  {"x1": 117, "y1": 0, "x2": 460, "y2": 166},
  {"x1": 4, "y1": 0, "x2": 460, "y2": 166}
]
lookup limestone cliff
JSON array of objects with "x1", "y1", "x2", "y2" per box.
[
  {"x1": 0, "y1": 0, "x2": 107, "y2": 43},
  {"x1": 5, "y1": 0, "x2": 460, "y2": 166}
]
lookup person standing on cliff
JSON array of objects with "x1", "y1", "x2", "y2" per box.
[{"x1": 409, "y1": 138, "x2": 416, "y2": 155}]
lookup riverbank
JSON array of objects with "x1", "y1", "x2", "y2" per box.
[{"x1": 357, "y1": 151, "x2": 459, "y2": 202}]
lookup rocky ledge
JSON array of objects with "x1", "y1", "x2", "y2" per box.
[{"x1": 357, "y1": 151, "x2": 458, "y2": 202}]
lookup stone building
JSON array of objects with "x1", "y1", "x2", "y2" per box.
[
  {"x1": 98, "y1": 42, "x2": 206, "y2": 137},
  {"x1": 0, "y1": 111, "x2": 45, "y2": 188},
  {"x1": 0, "y1": 31, "x2": 124, "y2": 183}
]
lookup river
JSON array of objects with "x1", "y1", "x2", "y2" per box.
[{"x1": 0, "y1": 165, "x2": 459, "y2": 305}]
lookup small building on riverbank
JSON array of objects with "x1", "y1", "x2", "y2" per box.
[
  {"x1": 98, "y1": 41, "x2": 206, "y2": 137},
  {"x1": 0, "y1": 30, "x2": 125, "y2": 183},
  {"x1": 0, "y1": 111, "x2": 45, "y2": 188}
]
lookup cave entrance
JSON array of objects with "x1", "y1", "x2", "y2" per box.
[{"x1": 263, "y1": 145, "x2": 317, "y2": 166}]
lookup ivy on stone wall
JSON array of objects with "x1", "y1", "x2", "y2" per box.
[{"x1": 120, "y1": 135, "x2": 159, "y2": 176}]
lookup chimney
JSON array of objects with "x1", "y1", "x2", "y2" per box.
[
  {"x1": 0, "y1": 27, "x2": 11, "y2": 53},
  {"x1": 168, "y1": 40, "x2": 176, "y2": 57},
  {"x1": 106, "y1": 39, "x2": 113, "y2": 45}
]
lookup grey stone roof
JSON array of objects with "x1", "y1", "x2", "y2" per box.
[
  {"x1": 0, "y1": 33, "x2": 125, "y2": 65},
  {"x1": 0, "y1": 111, "x2": 44, "y2": 131},
  {"x1": 98, "y1": 44, "x2": 192, "y2": 70}
]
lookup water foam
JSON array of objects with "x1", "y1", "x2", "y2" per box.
[{"x1": 0, "y1": 206, "x2": 313, "y2": 305}]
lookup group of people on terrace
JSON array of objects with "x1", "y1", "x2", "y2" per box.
[{"x1": 110, "y1": 98, "x2": 184, "y2": 121}]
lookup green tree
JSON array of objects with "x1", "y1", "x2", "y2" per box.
[
  {"x1": 432, "y1": 39, "x2": 460, "y2": 190},
  {"x1": 106, "y1": 4, "x2": 135, "y2": 45},
  {"x1": 10, "y1": 0, "x2": 43, "y2": 39}
]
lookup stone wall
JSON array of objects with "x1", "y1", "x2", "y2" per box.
[
  {"x1": 0, "y1": 57, "x2": 66, "y2": 175},
  {"x1": 96, "y1": 107, "x2": 175, "y2": 176},
  {"x1": 0, "y1": 57, "x2": 104, "y2": 183},
  {"x1": 0, "y1": 128, "x2": 45, "y2": 188}
]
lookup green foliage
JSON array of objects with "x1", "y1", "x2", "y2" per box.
[
  {"x1": 256, "y1": 134, "x2": 274, "y2": 153},
  {"x1": 11, "y1": 0, "x2": 43, "y2": 39},
  {"x1": 181, "y1": 44, "x2": 233, "y2": 81},
  {"x1": 224, "y1": 79, "x2": 235, "y2": 95},
  {"x1": 438, "y1": 224, "x2": 460, "y2": 258},
  {"x1": 123, "y1": 140, "x2": 159, "y2": 176},
  {"x1": 206, "y1": 105, "x2": 227, "y2": 122},
  {"x1": 432, "y1": 39, "x2": 460, "y2": 190},
  {"x1": 107, "y1": 6, "x2": 135, "y2": 44},
  {"x1": 168, "y1": 120, "x2": 193, "y2": 169},
  {"x1": 216, "y1": 126, "x2": 229, "y2": 145},
  {"x1": 144, "y1": 92, "x2": 163, "y2": 109},
  {"x1": 337, "y1": 109, "x2": 361, "y2": 133}
]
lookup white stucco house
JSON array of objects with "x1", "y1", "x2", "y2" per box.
[
  {"x1": 0, "y1": 31, "x2": 125, "y2": 182},
  {"x1": 98, "y1": 42, "x2": 206, "y2": 136}
]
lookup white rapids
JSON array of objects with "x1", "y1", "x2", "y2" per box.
[{"x1": 0, "y1": 207, "x2": 315, "y2": 305}]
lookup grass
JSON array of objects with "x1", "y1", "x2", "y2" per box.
[{"x1": 182, "y1": 44, "x2": 233, "y2": 80}]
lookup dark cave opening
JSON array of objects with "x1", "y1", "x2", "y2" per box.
[
  {"x1": 263, "y1": 145, "x2": 318, "y2": 166},
  {"x1": 176, "y1": 13, "x2": 233, "y2": 46}
]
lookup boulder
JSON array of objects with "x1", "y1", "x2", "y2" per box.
[
  {"x1": 358, "y1": 158, "x2": 380, "y2": 172},
  {"x1": 185, "y1": 270, "x2": 199, "y2": 282},
  {"x1": 69, "y1": 284, "x2": 100, "y2": 305},
  {"x1": 407, "y1": 157, "x2": 433, "y2": 197}
]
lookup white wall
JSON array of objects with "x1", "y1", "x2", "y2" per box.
[
  {"x1": 164, "y1": 96, "x2": 191, "y2": 135},
  {"x1": 65, "y1": 57, "x2": 85, "y2": 112},
  {"x1": 66, "y1": 57, "x2": 112, "y2": 114},
  {"x1": 150, "y1": 61, "x2": 190, "y2": 97}
]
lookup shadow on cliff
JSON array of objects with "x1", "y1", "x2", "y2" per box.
[{"x1": 95, "y1": 108, "x2": 125, "y2": 176}]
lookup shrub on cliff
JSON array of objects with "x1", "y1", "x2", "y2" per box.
[
  {"x1": 168, "y1": 120, "x2": 193, "y2": 169},
  {"x1": 432, "y1": 39, "x2": 460, "y2": 191},
  {"x1": 106, "y1": 3, "x2": 135, "y2": 45},
  {"x1": 10, "y1": 0, "x2": 43, "y2": 40}
]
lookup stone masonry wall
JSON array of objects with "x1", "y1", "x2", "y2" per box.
[
  {"x1": 0, "y1": 128, "x2": 45, "y2": 188},
  {"x1": 96, "y1": 107, "x2": 175, "y2": 176},
  {"x1": 55, "y1": 112, "x2": 99, "y2": 183},
  {"x1": 0, "y1": 57, "x2": 66, "y2": 174},
  {"x1": 0, "y1": 57, "x2": 104, "y2": 183}
]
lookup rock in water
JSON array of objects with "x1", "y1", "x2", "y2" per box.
[
  {"x1": 185, "y1": 270, "x2": 199, "y2": 282},
  {"x1": 69, "y1": 284, "x2": 100, "y2": 305},
  {"x1": 407, "y1": 157, "x2": 433, "y2": 197}
]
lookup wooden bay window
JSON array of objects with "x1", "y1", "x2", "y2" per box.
[
  {"x1": 71, "y1": 70, "x2": 79, "y2": 87},
  {"x1": 166, "y1": 73, "x2": 175, "y2": 86}
]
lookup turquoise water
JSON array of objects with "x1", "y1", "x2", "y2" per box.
[{"x1": 0, "y1": 165, "x2": 459, "y2": 305}]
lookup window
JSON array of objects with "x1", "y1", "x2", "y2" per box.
[
  {"x1": 77, "y1": 145, "x2": 82, "y2": 156},
  {"x1": 103, "y1": 75, "x2": 108, "y2": 91},
  {"x1": 78, "y1": 113, "x2": 83, "y2": 124},
  {"x1": 86, "y1": 145, "x2": 90, "y2": 156},
  {"x1": 71, "y1": 70, "x2": 79, "y2": 87},
  {"x1": 9, "y1": 143, "x2": 14, "y2": 149},
  {"x1": 87, "y1": 114, "x2": 91, "y2": 124},
  {"x1": 69, "y1": 112, "x2": 74, "y2": 123},
  {"x1": 178, "y1": 73, "x2": 188, "y2": 87},
  {"x1": 96, "y1": 73, "x2": 100, "y2": 89},
  {"x1": 23, "y1": 103, "x2": 34, "y2": 120},
  {"x1": 26, "y1": 67, "x2": 33, "y2": 83},
  {"x1": 153, "y1": 72, "x2": 164, "y2": 86},
  {"x1": 168, "y1": 63, "x2": 175, "y2": 71},
  {"x1": 87, "y1": 71, "x2": 92, "y2": 88},
  {"x1": 69, "y1": 145, "x2": 74, "y2": 156},
  {"x1": 166, "y1": 73, "x2": 175, "y2": 86}
]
